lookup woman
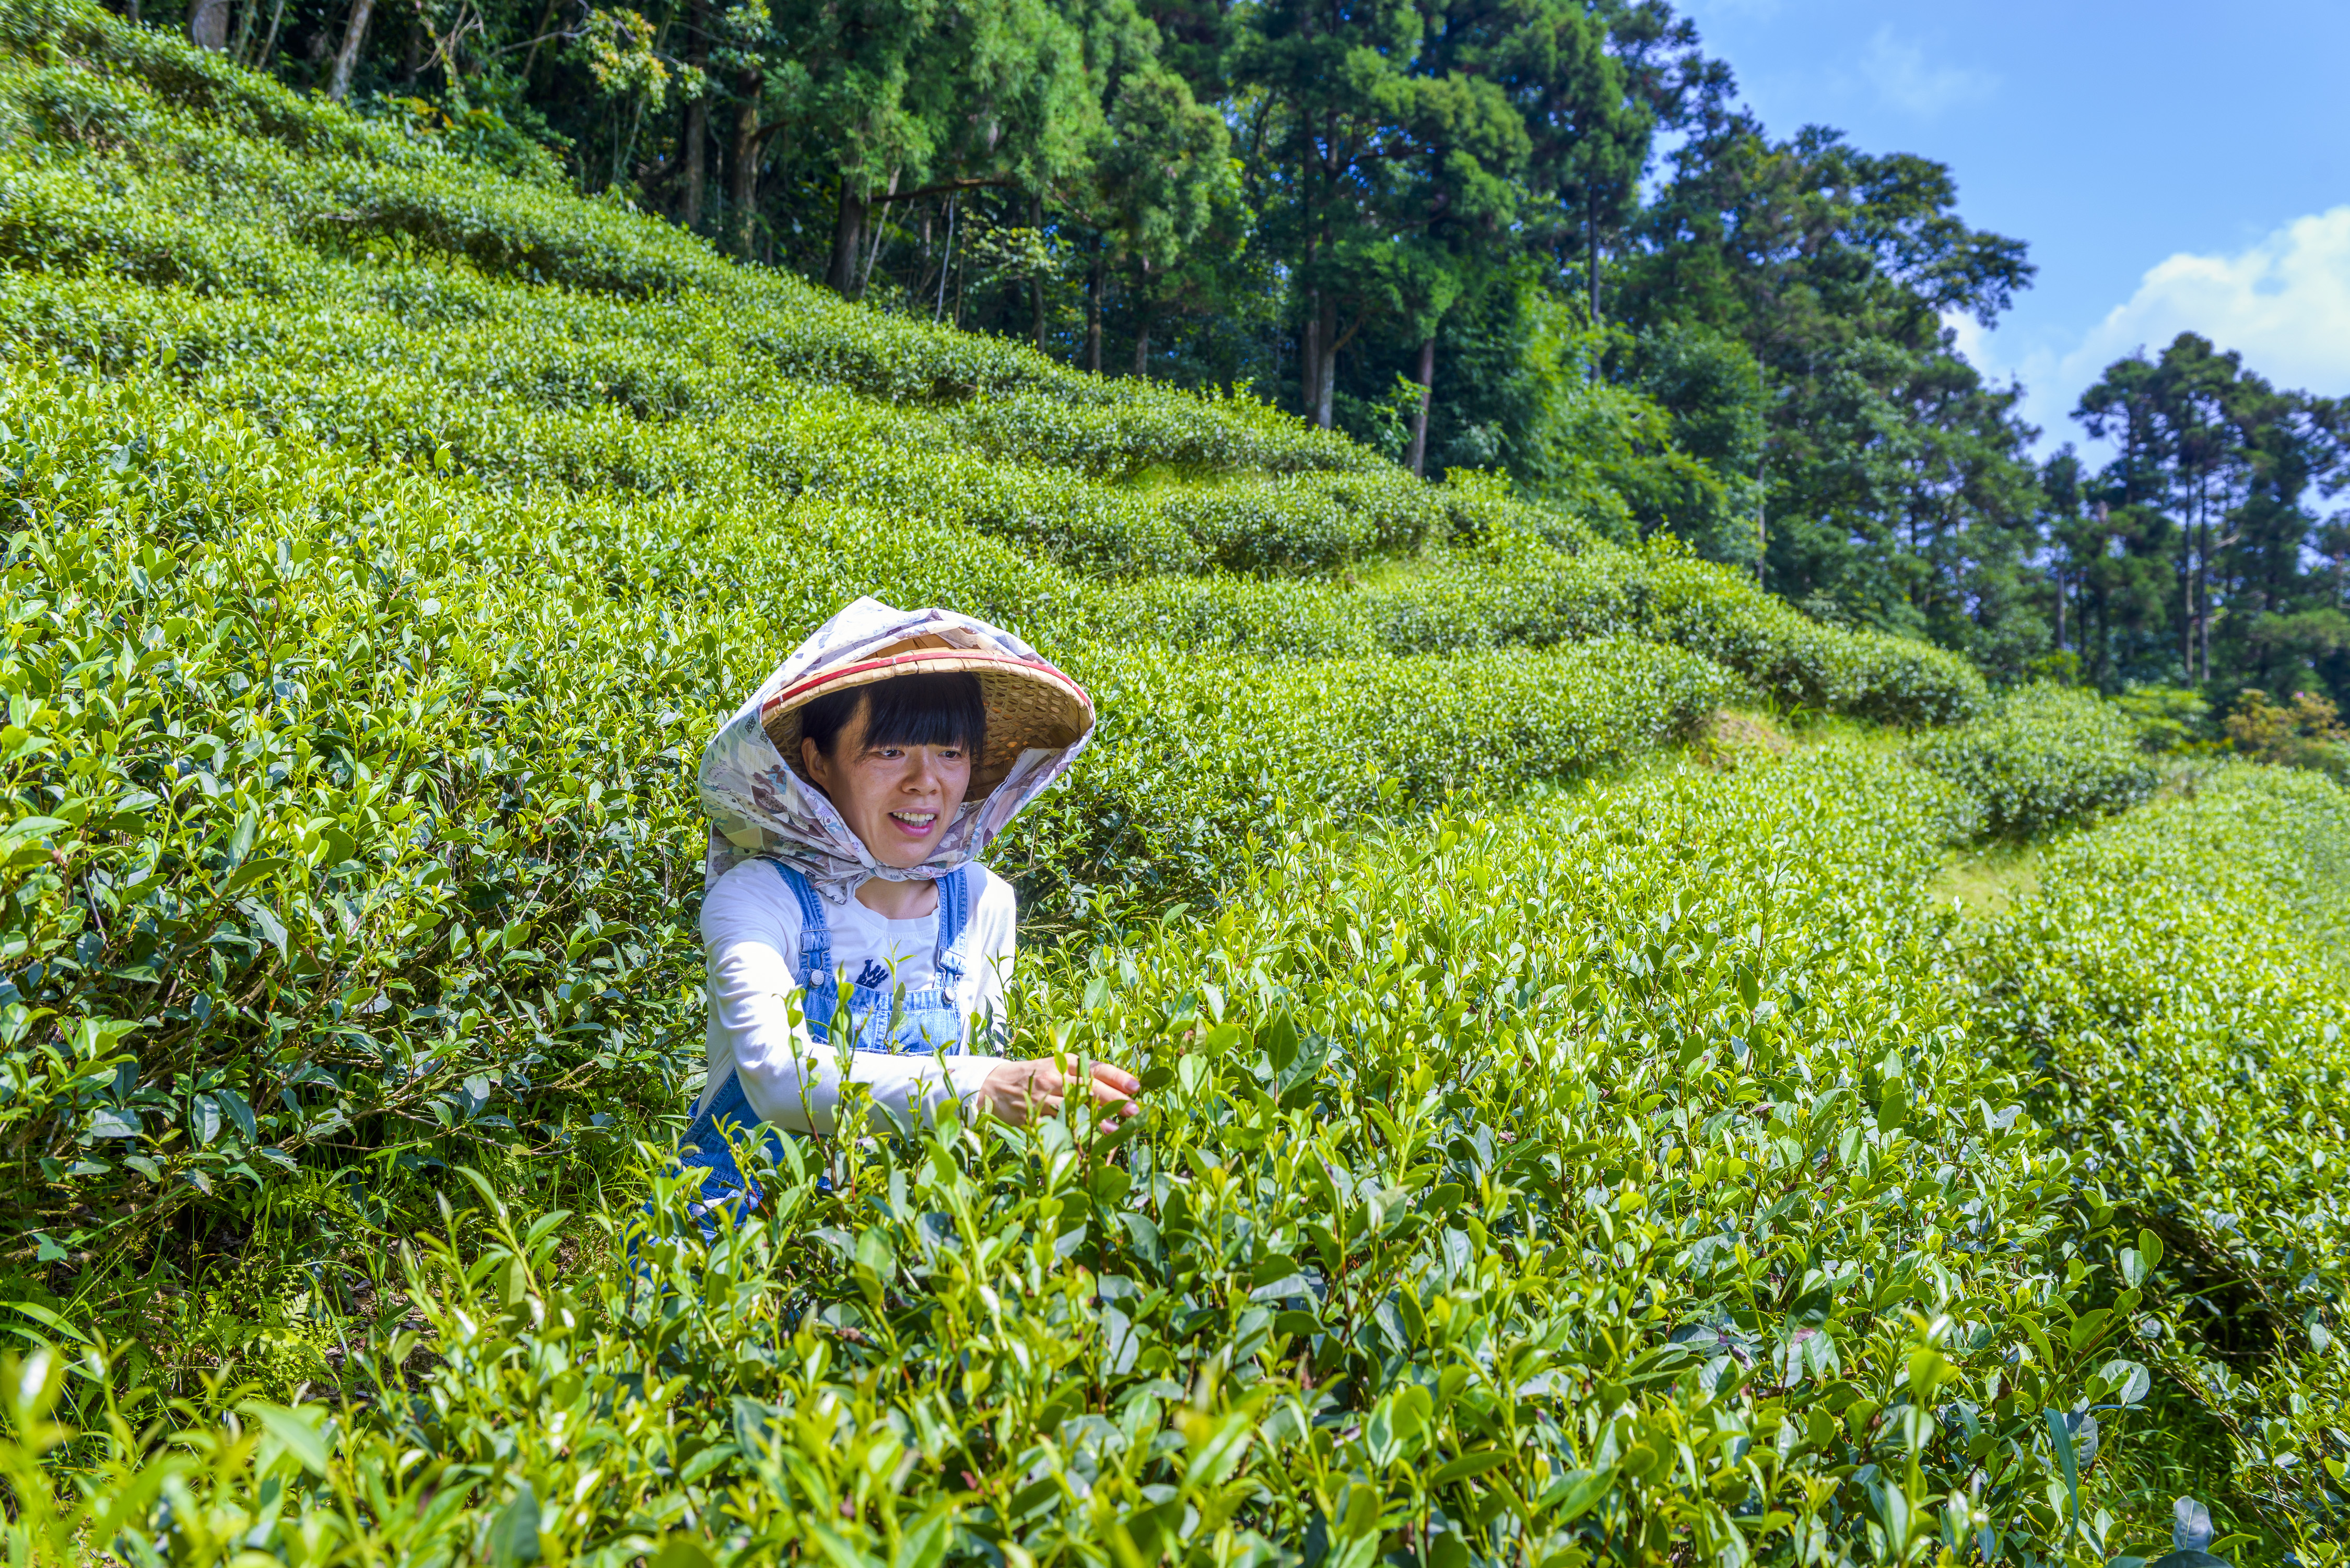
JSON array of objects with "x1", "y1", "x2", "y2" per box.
[{"x1": 682, "y1": 597, "x2": 1140, "y2": 1214}]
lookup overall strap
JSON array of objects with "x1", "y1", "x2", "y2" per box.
[
  {"x1": 768, "y1": 861, "x2": 831, "y2": 987},
  {"x1": 932, "y1": 866, "x2": 973, "y2": 988}
]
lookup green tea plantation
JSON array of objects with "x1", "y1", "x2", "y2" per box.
[{"x1": 1, "y1": 5, "x2": 2346, "y2": 1564}]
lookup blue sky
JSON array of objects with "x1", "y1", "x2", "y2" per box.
[{"x1": 1672, "y1": 0, "x2": 2350, "y2": 453}]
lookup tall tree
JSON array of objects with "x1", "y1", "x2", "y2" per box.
[
  {"x1": 762, "y1": 0, "x2": 1100, "y2": 294},
  {"x1": 1424, "y1": 0, "x2": 1638, "y2": 459},
  {"x1": 1230, "y1": 0, "x2": 1525, "y2": 426},
  {"x1": 2079, "y1": 334, "x2": 2349, "y2": 696},
  {"x1": 677, "y1": 0, "x2": 711, "y2": 230},
  {"x1": 1065, "y1": 0, "x2": 1229, "y2": 371},
  {"x1": 2220, "y1": 375, "x2": 2348, "y2": 699},
  {"x1": 1615, "y1": 119, "x2": 2039, "y2": 633},
  {"x1": 326, "y1": 0, "x2": 376, "y2": 99}
]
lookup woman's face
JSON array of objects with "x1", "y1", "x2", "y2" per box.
[{"x1": 802, "y1": 703, "x2": 973, "y2": 869}]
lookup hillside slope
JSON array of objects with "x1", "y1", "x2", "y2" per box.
[
  {"x1": 2, "y1": 5, "x2": 2348, "y2": 1564},
  {"x1": 0, "y1": 0, "x2": 1978, "y2": 1243}
]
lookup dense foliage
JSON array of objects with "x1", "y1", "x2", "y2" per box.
[
  {"x1": 1912, "y1": 684, "x2": 2157, "y2": 842},
  {"x1": 1957, "y1": 763, "x2": 2350, "y2": 1539},
  {"x1": 2, "y1": 10, "x2": 2348, "y2": 1565},
  {"x1": 2053, "y1": 336, "x2": 2350, "y2": 703},
  {"x1": 0, "y1": 747, "x2": 2225, "y2": 1565}
]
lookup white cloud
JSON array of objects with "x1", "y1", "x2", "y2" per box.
[
  {"x1": 2061, "y1": 206, "x2": 2350, "y2": 398},
  {"x1": 1942, "y1": 311, "x2": 1993, "y2": 375},
  {"x1": 1857, "y1": 27, "x2": 1996, "y2": 116},
  {"x1": 1954, "y1": 206, "x2": 2350, "y2": 451}
]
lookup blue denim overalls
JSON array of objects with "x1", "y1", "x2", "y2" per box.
[{"x1": 673, "y1": 861, "x2": 974, "y2": 1222}]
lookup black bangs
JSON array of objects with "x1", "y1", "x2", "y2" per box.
[{"x1": 799, "y1": 672, "x2": 987, "y2": 759}]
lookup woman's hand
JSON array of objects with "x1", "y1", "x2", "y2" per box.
[{"x1": 974, "y1": 1056, "x2": 1142, "y2": 1130}]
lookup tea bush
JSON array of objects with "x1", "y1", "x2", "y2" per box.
[
  {"x1": 9, "y1": 747, "x2": 2164, "y2": 1565},
  {"x1": 0, "y1": 0, "x2": 437, "y2": 168},
  {"x1": 0, "y1": 34, "x2": 1365, "y2": 468},
  {"x1": 1955, "y1": 763, "x2": 2350, "y2": 1535},
  {"x1": 1004, "y1": 636, "x2": 1738, "y2": 919},
  {"x1": 1914, "y1": 683, "x2": 2158, "y2": 840},
  {"x1": 2224, "y1": 688, "x2": 2350, "y2": 783}
]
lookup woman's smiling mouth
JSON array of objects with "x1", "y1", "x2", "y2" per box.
[{"x1": 889, "y1": 809, "x2": 939, "y2": 834}]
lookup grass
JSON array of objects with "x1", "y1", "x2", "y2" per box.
[{"x1": 1930, "y1": 841, "x2": 2043, "y2": 918}]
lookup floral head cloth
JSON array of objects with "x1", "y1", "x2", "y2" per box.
[{"x1": 698, "y1": 597, "x2": 1094, "y2": 898}]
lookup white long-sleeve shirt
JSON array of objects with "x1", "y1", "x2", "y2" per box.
[{"x1": 697, "y1": 859, "x2": 1018, "y2": 1135}]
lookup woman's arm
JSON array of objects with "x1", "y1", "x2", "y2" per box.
[
  {"x1": 702, "y1": 865, "x2": 1141, "y2": 1133},
  {"x1": 948, "y1": 870, "x2": 1141, "y2": 1128},
  {"x1": 703, "y1": 871, "x2": 1006, "y2": 1136}
]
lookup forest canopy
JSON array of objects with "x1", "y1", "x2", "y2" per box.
[{"x1": 121, "y1": 0, "x2": 2350, "y2": 705}]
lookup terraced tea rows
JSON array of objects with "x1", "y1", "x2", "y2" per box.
[{"x1": 1, "y1": 3, "x2": 2346, "y2": 1561}]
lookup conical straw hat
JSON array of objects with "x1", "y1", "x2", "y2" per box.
[{"x1": 759, "y1": 633, "x2": 1094, "y2": 799}]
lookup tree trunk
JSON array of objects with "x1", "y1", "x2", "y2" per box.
[
  {"x1": 521, "y1": 0, "x2": 563, "y2": 82},
  {"x1": 1131, "y1": 259, "x2": 1155, "y2": 378},
  {"x1": 1029, "y1": 195, "x2": 1047, "y2": 350},
  {"x1": 1313, "y1": 293, "x2": 1336, "y2": 429},
  {"x1": 935, "y1": 196, "x2": 957, "y2": 321},
  {"x1": 1084, "y1": 242, "x2": 1102, "y2": 373},
  {"x1": 2190, "y1": 550, "x2": 2209, "y2": 681},
  {"x1": 1301, "y1": 290, "x2": 1321, "y2": 420},
  {"x1": 1585, "y1": 194, "x2": 1602, "y2": 323},
  {"x1": 679, "y1": 0, "x2": 708, "y2": 230},
  {"x1": 2182, "y1": 527, "x2": 2194, "y2": 683},
  {"x1": 715, "y1": 135, "x2": 730, "y2": 244},
  {"x1": 1406, "y1": 336, "x2": 1435, "y2": 478},
  {"x1": 254, "y1": 0, "x2": 287, "y2": 68},
  {"x1": 2198, "y1": 514, "x2": 2211, "y2": 683},
  {"x1": 826, "y1": 182, "x2": 868, "y2": 295},
  {"x1": 326, "y1": 0, "x2": 374, "y2": 100},
  {"x1": 680, "y1": 98, "x2": 708, "y2": 230},
  {"x1": 189, "y1": 0, "x2": 230, "y2": 49},
  {"x1": 859, "y1": 170, "x2": 896, "y2": 293},
  {"x1": 730, "y1": 91, "x2": 762, "y2": 258}
]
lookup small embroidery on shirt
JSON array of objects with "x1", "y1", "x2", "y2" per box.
[{"x1": 854, "y1": 959, "x2": 892, "y2": 989}]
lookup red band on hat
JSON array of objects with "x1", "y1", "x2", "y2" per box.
[{"x1": 764, "y1": 649, "x2": 1090, "y2": 717}]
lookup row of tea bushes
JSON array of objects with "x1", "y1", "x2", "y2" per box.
[
  {"x1": 1953, "y1": 763, "x2": 2350, "y2": 1538},
  {"x1": 0, "y1": 258, "x2": 1617, "y2": 593},
  {"x1": 0, "y1": 0, "x2": 1985, "y2": 722},
  {"x1": 6, "y1": 745, "x2": 2146, "y2": 1566},
  {"x1": 0, "y1": 261, "x2": 1984, "y2": 723},
  {"x1": 0, "y1": 28, "x2": 1991, "y2": 704},
  {"x1": 1009, "y1": 635, "x2": 1740, "y2": 924},
  {"x1": 1080, "y1": 541, "x2": 1987, "y2": 726},
  {"x1": 0, "y1": 393, "x2": 709, "y2": 1270},
  {"x1": 4, "y1": 285, "x2": 1953, "y2": 719},
  {"x1": 1914, "y1": 683, "x2": 2159, "y2": 839},
  {"x1": 0, "y1": 292, "x2": 1980, "y2": 702},
  {"x1": 0, "y1": 272, "x2": 1392, "y2": 575}
]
